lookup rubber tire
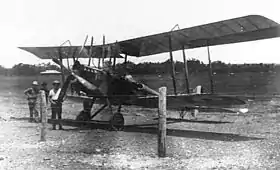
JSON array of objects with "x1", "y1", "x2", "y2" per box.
[
  {"x1": 110, "y1": 112, "x2": 125, "y2": 131},
  {"x1": 76, "y1": 110, "x2": 91, "y2": 121}
]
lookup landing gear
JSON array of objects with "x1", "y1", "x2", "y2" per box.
[
  {"x1": 76, "y1": 110, "x2": 91, "y2": 121},
  {"x1": 75, "y1": 98, "x2": 125, "y2": 131},
  {"x1": 110, "y1": 112, "x2": 124, "y2": 131},
  {"x1": 76, "y1": 99, "x2": 94, "y2": 121}
]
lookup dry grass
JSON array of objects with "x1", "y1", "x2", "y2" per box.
[{"x1": 0, "y1": 74, "x2": 280, "y2": 169}]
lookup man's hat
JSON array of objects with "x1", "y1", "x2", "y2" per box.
[
  {"x1": 32, "y1": 81, "x2": 39, "y2": 86},
  {"x1": 41, "y1": 82, "x2": 47, "y2": 86},
  {"x1": 53, "y1": 80, "x2": 60, "y2": 85}
]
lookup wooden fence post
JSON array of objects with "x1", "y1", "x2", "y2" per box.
[
  {"x1": 158, "y1": 87, "x2": 167, "y2": 157},
  {"x1": 39, "y1": 90, "x2": 47, "y2": 142}
]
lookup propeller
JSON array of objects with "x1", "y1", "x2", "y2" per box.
[
  {"x1": 52, "y1": 57, "x2": 98, "y2": 91},
  {"x1": 59, "y1": 40, "x2": 72, "y2": 70}
]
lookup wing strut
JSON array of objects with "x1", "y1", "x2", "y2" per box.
[
  {"x1": 98, "y1": 35, "x2": 106, "y2": 68},
  {"x1": 182, "y1": 46, "x2": 190, "y2": 93},
  {"x1": 168, "y1": 34, "x2": 177, "y2": 95},
  {"x1": 113, "y1": 42, "x2": 117, "y2": 70},
  {"x1": 58, "y1": 48, "x2": 65, "y2": 83},
  {"x1": 207, "y1": 44, "x2": 214, "y2": 93},
  {"x1": 124, "y1": 54, "x2": 128, "y2": 69},
  {"x1": 88, "y1": 36, "x2": 94, "y2": 66},
  {"x1": 60, "y1": 40, "x2": 72, "y2": 70},
  {"x1": 102, "y1": 35, "x2": 106, "y2": 66}
]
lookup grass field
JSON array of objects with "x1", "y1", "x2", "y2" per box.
[
  {"x1": 0, "y1": 72, "x2": 280, "y2": 169},
  {"x1": 133, "y1": 71, "x2": 280, "y2": 95},
  {"x1": 2, "y1": 69, "x2": 280, "y2": 97}
]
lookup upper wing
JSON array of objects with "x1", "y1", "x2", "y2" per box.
[
  {"x1": 19, "y1": 15, "x2": 280, "y2": 59},
  {"x1": 19, "y1": 46, "x2": 87, "y2": 59},
  {"x1": 117, "y1": 15, "x2": 280, "y2": 57},
  {"x1": 18, "y1": 44, "x2": 123, "y2": 59}
]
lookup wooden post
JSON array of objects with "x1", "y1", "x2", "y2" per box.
[
  {"x1": 182, "y1": 46, "x2": 190, "y2": 93},
  {"x1": 158, "y1": 87, "x2": 167, "y2": 157},
  {"x1": 66, "y1": 49, "x2": 70, "y2": 70},
  {"x1": 168, "y1": 35, "x2": 177, "y2": 95},
  {"x1": 39, "y1": 90, "x2": 47, "y2": 142},
  {"x1": 207, "y1": 46, "x2": 214, "y2": 93}
]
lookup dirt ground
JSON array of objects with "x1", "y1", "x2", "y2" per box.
[{"x1": 1, "y1": 81, "x2": 280, "y2": 169}]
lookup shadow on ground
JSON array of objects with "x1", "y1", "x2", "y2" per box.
[
  {"x1": 10, "y1": 116, "x2": 263, "y2": 142},
  {"x1": 123, "y1": 126, "x2": 263, "y2": 142},
  {"x1": 64, "y1": 125, "x2": 262, "y2": 142}
]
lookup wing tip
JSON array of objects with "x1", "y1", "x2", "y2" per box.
[{"x1": 246, "y1": 14, "x2": 280, "y2": 25}]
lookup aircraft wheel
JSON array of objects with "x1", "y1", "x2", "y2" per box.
[
  {"x1": 110, "y1": 112, "x2": 124, "y2": 131},
  {"x1": 76, "y1": 110, "x2": 91, "y2": 121}
]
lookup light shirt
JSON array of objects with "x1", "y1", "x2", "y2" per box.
[
  {"x1": 24, "y1": 87, "x2": 39, "y2": 104},
  {"x1": 49, "y1": 88, "x2": 61, "y2": 100}
]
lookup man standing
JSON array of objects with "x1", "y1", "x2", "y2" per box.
[
  {"x1": 49, "y1": 80, "x2": 63, "y2": 130},
  {"x1": 24, "y1": 81, "x2": 40, "y2": 122}
]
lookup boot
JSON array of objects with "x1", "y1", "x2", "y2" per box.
[
  {"x1": 59, "y1": 124, "x2": 63, "y2": 130},
  {"x1": 33, "y1": 117, "x2": 39, "y2": 123},
  {"x1": 52, "y1": 124, "x2": 56, "y2": 130}
]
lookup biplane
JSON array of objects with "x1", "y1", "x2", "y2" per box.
[{"x1": 19, "y1": 15, "x2": 280, "y2": 130}]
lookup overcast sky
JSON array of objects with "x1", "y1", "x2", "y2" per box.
[{"x1": 1, "y1": 0, "x2": 280, "y2": 68}]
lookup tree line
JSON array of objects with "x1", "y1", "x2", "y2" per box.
[
  {"x1": 0, "y1": 59, "x2": 277, "y2": 76},
  {"x1": 0, "y1": 63, "x2": 61, "y2": 76},
  {"x1": 116, "y1": 59, "x2": 276, "y2": 75}
]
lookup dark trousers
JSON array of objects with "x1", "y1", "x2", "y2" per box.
[
  {"x1": 28, "y1": 103, "x2": 39, "y2": 122},
  {"x1": 51, "y1": 103, "x2": 62, "y2": 129},
  {"x1": 28, "y1": 103, "x2": 34, "y2": 118}
]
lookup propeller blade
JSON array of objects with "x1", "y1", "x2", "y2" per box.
[
  {"x1": 52, "y1": 58, "x2": 71, "y2": 73},
  {"x1": 124, "y1": 75, "x2": 159, "y2": 96},
  {"x1": 71, "y1": 72, "x2": 98, "y2": 91},
  {"x1": 141, "y1": 84, "x2": 160, "y2": 96}
]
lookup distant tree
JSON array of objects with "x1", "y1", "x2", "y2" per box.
[
  {"x1": 9, "y1": 63, "x2": 61, "y2": 76},
  {"x1": 0, "y1": 65, "x2": 7, "y2": 75},
  {"x1": 7, "y1": 60, "x2": 276, "y2": 76}
]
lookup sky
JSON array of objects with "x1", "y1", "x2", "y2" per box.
[{"x1": 1, "y1": 0, "x2": 280, "y2": 68}]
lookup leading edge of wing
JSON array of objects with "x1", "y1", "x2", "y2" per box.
[
  {"x1": 116, "y1": 15, "x2": 280, "y2": 57},
  {"x1": 18, "y1": 46, "x2": 87, "y2": 59},
  {"x1": 18, "y1": 15, "x2": 280, "y2": 59},
  {"x1": 18, "y1": 45, "x2": 123, "y2": 59}
]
